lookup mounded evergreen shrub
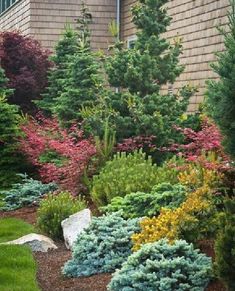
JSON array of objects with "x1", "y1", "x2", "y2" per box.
[
  {"x1": 37, "y1": 191, "x2": 86, "y2": 239},
  {"x1": 101, "y1": 183, "x2": 187, "y2": 219},
  {"x1": 90, "y1": 150, "x2": 159, "y2": 206},
  {"x1": 108, "y1": 239, "x2": 212, "y2": 291},
  {"x1": 0, "y1": 174, "x2": 57, "y2": 211},
  {"x1": 63, "y1": 212, "x2": 140, "y2": 277}
]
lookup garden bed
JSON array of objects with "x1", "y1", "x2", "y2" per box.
[{"x1": 0, "y1": 207, "x2": 226, "y2": 291}]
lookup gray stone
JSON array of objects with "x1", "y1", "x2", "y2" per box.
[
  {"x1": 61, "y1": 208, "x2": 91, "y2": 249},
  {"x1": 1, "y1": 233, "x2": 57, "y2": 252}
]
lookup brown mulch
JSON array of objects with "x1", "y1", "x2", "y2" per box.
[
  {"x1": 0, "y1": 207, "x2": 227, "y2": 291},
  {"x1": 0, "y1": 206, "x2": 37, "y2": 225},
  {"x1": 34, "y1": 242, "x2": 112, "y2": 291}
]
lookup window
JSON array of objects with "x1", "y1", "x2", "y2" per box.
[
  {"x1": 0, "y1": 0, "x2": 18, "y2": 15},
  {"x1": 127, "y1": 35, "x2": 137, "y2": 49}
]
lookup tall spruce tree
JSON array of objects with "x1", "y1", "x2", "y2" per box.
[
  {"x1": 104, "y1": 0, "x2": 195, "y2": 147},
  {"x1": 52, "y1": 4, "x2": 103, "y2": 125},
  {"x1": 206, "y1": 0, "x2": 235, "y2": 158},
  {"x1": 36, "y1": 25, "x2": 79, "y2": 114}
]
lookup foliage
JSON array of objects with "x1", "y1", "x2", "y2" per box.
[
  {"x1": 102, "y1": 0, "x2": 195, "y2": 148},
  {"x1": 205, "y1": 0, "x2": 235, "y2": 158},
  {"x1": 36, "y1": 25, "x2": 80, "y2": 114},
  {"x1": 108, "y1": 239, "x2": 212, "y2": 291},
  {"x1": 0, "y1": 66, "x2": 13, "y2": 96},
  {"x1": 19, "y1": 115, "x2": 96, "y2": 194},
  {"x1": 0, "y1": 218, "x2": 35, "y2": 243},
  {"x1": 215, "y1": 198, "x2": 235, "y2": 291},
  {"x1": 116, "y1": 135, "x2": 156, "y2": 153},
  {"x1": 90, "y1": 150, "x2": 160, "y2": 206},
  {"x1": 63, "y1": 212, "x2": 140, "y2": 277},
  {"x1": 37, "y1": 191, "x2": 86, "y2": 239},
  {"x1": 0, "y1": 31, "x2": 51, "y2": 112},
  {"x1": 101, "y1": 183, "x2": 187, "y2": 219},
  {"x1": 0, "y1": 174, "x2": 57, "y2": 211},
  {"x1": 49, "y1": 5, "x2": 103, "y2": 125},
  {"x1": 0, "y1": 94, "x2": 25, "y2": 188},
  {"x1": 132, "y1": 184, "x2": 216, "y2": 251}
]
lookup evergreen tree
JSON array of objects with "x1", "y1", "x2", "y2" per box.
[
  {"x1": 36, "y1": 25, "x2": 79, "y2": 114},
  {"x1": 52, "y1": 4, "x2": 103, "y2": 125},
  {"x1": 0, "y1": 67, "x2": 22, "y2": 188},
  {"x1": 104, "y1": 0, "x2": 195, "y2": 148},
  {"x1": 206, "y1": 0, "x2": 235, "y2": 158},
  {"x1": 215, "y1": 198, "x2": 235, "y2": 291}
]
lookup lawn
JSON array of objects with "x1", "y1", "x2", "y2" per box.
[{"x1": 0, "y1": 218, "x2": 39, "y2": 291}]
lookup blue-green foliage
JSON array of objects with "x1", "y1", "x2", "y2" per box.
[
  {"x1": 0, "y1": 174, "x2": 57, "y2": 211},
  {"x1": 101, "y1": 183, "x2": 187, "y2": 219},
  {"x1": 108, "y1": 239, "x2": 212, "y2": 291},
  {"x1": 63, "y1": 213, "x2": 140, "y2": 277}
]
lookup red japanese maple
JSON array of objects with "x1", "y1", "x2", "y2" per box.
[{"x1": 19, "y1": 115, "x2": 96, "y2": 194}]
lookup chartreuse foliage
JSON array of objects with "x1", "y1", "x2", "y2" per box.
[
  {"x1": 90, "y1": 150, "x2": 160, "y2": 207},
  {"x1": 108, "y1": 239, "x2": 212, "y2": 291},
  {"x1": 37, "y1": 191, "x2": 87, "y2": 239},
  {"x1": 132, "y1": 166, "x2": 222, "y2": 251},
  {"x1": 0, "y1": 174, "x2": 57, "y2": 211},
  {"x1": 206, "y1": 0, "x2": 235, "y2": 157},
  {"x1": 101, "y1": 183, "x2": 187, "y2": 219},
  {"x1": 215, "y1": 198, "x2": 235, "y2": 291},
  {"x1": 0, "y1": 218, "x2": 39, "y2": 291},
  {"x1": 63, "y1": 212, "x2": 140, "y2": 277}
]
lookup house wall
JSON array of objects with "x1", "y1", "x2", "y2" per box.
[
  {"x1": 0, "y1": 0, "x2": 116, "y2": 51},
  {"x1": 0, "y1": 0, "x2": 31, "y2": 35},
  {"x1": 121, "y1": 0, "x2": 230, "y2": 111}
]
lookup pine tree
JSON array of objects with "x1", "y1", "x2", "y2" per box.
[
  {"x1": 36, "y1": 25, "x2": 79, "y2": 114},
  {"x1": 52, "y1": 4, "x2": 103, "y2": 125},
  {"x1": 206, "y1": 0, "x2": 235, "y2": 158},
  {"x1": 104, "y1": 0, "x2": 196, "y2": 149}
]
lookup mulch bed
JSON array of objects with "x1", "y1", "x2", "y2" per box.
[{"x1": 0, "y1": 207, "x2": 227, "y2": 291}]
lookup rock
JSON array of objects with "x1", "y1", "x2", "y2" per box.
[
  {"x1": 61, "y1": 208, "x2": 91, "y2": 249},
  {"x1": 1, "y1": 233, "x2": 57, "y2": 252}
]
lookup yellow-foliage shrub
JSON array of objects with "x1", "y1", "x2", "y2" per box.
[{"x1": 132, "y1": 186, "x2": 211, "y2": 251}]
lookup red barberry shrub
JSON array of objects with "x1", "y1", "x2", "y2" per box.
[
  {"x1": 116, "y1": 135, "x2": 157, "y2": 153},
  {"x1": 0, "y1": 31, "x2": 52, "y2": 112},
  {"x1": 19, "y1": 115, "x2": 96, "y2": 194}
]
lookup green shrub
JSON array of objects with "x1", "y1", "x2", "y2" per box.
[
  {"x1": 108, "y1": 239, "x2": 212, "y2": 291},
  {"x1": 101, "y1": 183, "x2": 187, "y2": 219},
  {"x1": 0, "y1": 174, "x2": 57, "y2": 211},
  {"x1": 37, "y1": 191, "x2": 86, "y2": 239},
  {"x1": 63, "y1": 212, "x2": 140, "y2": 277},
  {"x1": 215, "y1": 198, "x2": 235, "y2": 291},
  {"x1": 91, "y1": 150, "x2": 160, "y2": 206}
]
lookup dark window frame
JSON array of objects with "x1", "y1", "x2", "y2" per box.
[{"x1": 0, "y1": 0, "x2": 19, "y2": 16}]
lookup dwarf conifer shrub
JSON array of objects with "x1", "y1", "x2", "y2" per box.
[
  {"x1": 108, "y1": 239, "x2": 212, "y2": 291},
  {"x1": 37, "y1": 191, "x2": 86, "y2": 239},
  {"x1": 0, "y1": 174, "x2": 57, "y2": 211},
  {"x1": 63, "y1": 213, "x2": 140, "y2": 277},
  {"x1": 90, "y1": 150, "x2": 159, "y2": 206},
  {"x1": 101, "y1": 183, "x2": 187, "y2": 219}
]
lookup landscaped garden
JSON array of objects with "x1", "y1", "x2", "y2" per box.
[{"x1": 0, "y1": 0, "x2": 234, "y2": 290}]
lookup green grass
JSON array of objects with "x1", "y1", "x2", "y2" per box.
[
  {"x1": 0, "y1": 218, "x2": 35, "y2": 243},
  {"x1": 0, "y1": 218, "x2": 39, "y2": 291},
  {"x1": 0, "y1": 245, "x2": 39, "y2": 291}
]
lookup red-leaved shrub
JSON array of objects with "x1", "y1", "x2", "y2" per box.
[
  {"x1": 19, "y1": 115, "x2": 96, "y2": 194},
  {"x1": 116, "y1": 135, "x2": 157, "y2": 152},
  {"x1": 0, "y1": 31, "x2": 52, "y2": 112}
]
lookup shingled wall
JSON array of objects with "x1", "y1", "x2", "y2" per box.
[{"x1": 121, "y1": 0, "x2": 230, "y2": 111}]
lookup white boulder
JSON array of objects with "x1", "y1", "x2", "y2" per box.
[
  {"x1": 61, "y1": 208, "x2": 91, "y2": 249},
  {"x1": 1, "y1": 233, "x2": 57, "y2": 252}
]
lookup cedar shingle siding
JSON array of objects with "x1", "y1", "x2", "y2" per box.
[{"x1": 0, "y1": 0, "x2": 231, "y2": 110}]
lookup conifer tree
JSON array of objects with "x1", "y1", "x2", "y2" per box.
[
  {"x1": 52, "y1": 4, "x2": 103, "y2": 125},
  {"x1": 105, "y1": 0, "x2": 195, "y2": 147},
  {"x1": 36, "y1": 25, "x2": 79, "y2": 114},
  {"x1": 206, "y1": 0, "x2": 235, "y2": 158}
]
